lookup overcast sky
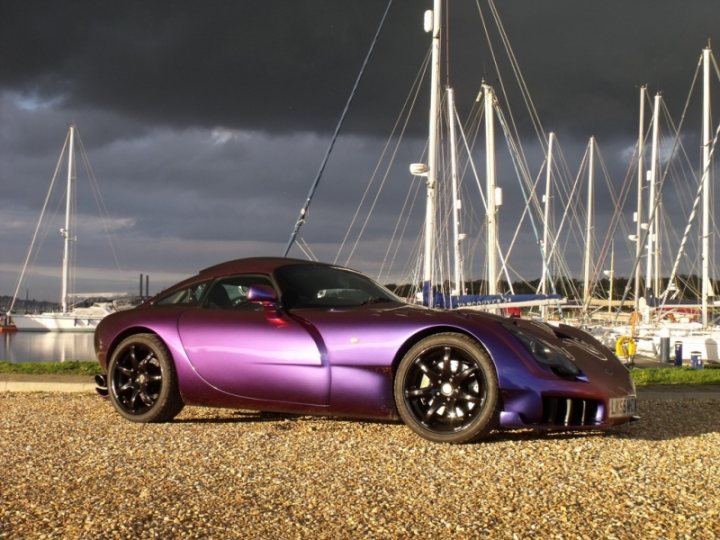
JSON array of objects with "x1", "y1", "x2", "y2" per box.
[{"x1": 1, "y1": 0, "x2": 719, "y2": 302}]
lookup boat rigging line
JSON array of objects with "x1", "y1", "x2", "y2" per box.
[
  {"x1": 7, "y1": 132, "x2": 70, "y2": 316},
  {"x1": 336, "y1": 47, "x2": 432, "y2": 269},
  {"x1": 283, "y1": 0, "x2": 393, "y2": 257}
]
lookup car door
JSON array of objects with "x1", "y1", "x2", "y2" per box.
[{"x1": 177, "y1": 275, "x2": 330, "y2": 406}]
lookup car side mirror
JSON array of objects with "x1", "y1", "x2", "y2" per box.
[{"x1": 247, "y1": 284, "x2": 278, "y2": 305}]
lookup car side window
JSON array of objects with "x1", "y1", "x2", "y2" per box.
[
  {"x1": 204, "y1": 275, "x2": 274, "y2": 310},
  {"x1": 155, "y1": 281, "x2": 209, "y2": 306}
]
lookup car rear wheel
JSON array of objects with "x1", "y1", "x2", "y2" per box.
[
  {"x1": 108, "y1": 333, "x2": 184, "y2": 422},
  {"x1": 394, "y1": 333, "x2": 499, "y2": 443}
]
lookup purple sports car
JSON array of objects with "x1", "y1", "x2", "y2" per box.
[{"x1": 94, "y1": 257, "x2": 637, "y2": 443}]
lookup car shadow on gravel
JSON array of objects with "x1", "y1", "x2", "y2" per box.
[
  {"x1": 481, "y1": 429, "x2": 613, "y2": 443},
  {"x1": 168, "y1": 415, "x2": 636, "y2": 444},
  {"x1": 172, "y1": 410, "x2": 306, "y2": 425},
  {"x1": 171, "y1": 411, "x2": 609, "y2": 439},
  {"x1": 171, "y1": 412, "x2": 610, "y2": 440},
  {"x1": 168, "y1": 400, "x2": 718, "y2": 442}
]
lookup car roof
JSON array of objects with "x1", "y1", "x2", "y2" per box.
[{"x1": 198, "y1": 257, "x2": 323, "y2": 278}]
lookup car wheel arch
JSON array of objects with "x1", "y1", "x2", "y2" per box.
[
  {"x1": 105, "y1": 327, "x2": 163, "y2": 369},
  {"x1": 391, "y1": 326, "x2": 498, "y2": 377}
]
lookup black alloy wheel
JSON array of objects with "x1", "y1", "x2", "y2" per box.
[
  {"x1": 108, "y1": 333, "x2": 184, "y2": 422},
  {"x1": 394, "y1": 333, "x2": 499, "y2": 443}
]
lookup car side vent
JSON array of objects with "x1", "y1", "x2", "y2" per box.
[{"x1": 542, "y1": 397, "x2": 601, "y2": 427}]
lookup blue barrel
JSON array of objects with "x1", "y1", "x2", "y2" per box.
[
  {"x1": 690, "y1": 351, "x2": 703, "y2": 369},
  {"x1": 674, "y1": 341, "x2": 683, "y2": 367}
]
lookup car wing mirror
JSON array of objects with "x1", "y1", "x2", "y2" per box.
[
  {"x1": 248, "y1": 284, "x2": 286, "y2": 326},
  {"x1": 248, "y1": 284, "x2": 278, "y2": 305}
]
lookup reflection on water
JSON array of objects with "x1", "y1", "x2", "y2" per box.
[{"x1": 1, "y1": 332, "x2": 96, "y2": 363}]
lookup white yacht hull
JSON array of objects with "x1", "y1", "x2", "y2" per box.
[
  {"x1": 11, "y1": 313, "x2": 102, "y2": 332},
  {"x1": 11, "y1": 305, "x2": 114, "y2": 332}
]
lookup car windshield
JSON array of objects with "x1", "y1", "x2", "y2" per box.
[{"x1": 274, "y1": 264, "x2": 401, "y2": 309}]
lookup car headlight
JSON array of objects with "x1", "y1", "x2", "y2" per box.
[{"x1": 506, "y1": 326, "x2": 580, "y2": 378}]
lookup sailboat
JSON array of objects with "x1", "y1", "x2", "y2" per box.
[{"x1": 6, "y1": 124, "x2": 125, "y2": 332}]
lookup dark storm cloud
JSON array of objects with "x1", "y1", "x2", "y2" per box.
[
  {"x1": 3, "y1": 0, "x2": 718, "y2": 140},
  {"x1": 1, "y1": 0, "x2": 421, "y2": 135}
]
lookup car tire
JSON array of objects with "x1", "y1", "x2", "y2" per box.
[
  {"x1": 394, "y1": 332, "x2": 499, "y2": 443},
  {"x1": 108, "y1": 333, "x2": 184, "y2": 423}
]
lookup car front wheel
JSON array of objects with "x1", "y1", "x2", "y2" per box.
[
  {"x1": 394, "y1": 333, "x2": 499, "y2": 443},
  {"x1": 108, "y1": 333, "x2": 184, "y2": 422}
]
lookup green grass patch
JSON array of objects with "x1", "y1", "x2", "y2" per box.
[
  {"x1": 0, "y1": 361, "x2": 101, "y2": 376},
  {"x1": 630, "y1": 366, "x2": 720, "y2": 386}
]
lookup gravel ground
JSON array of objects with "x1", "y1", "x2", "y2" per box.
[{"x1": 1, "y1": 394, "x2": 718, "y2": 539}]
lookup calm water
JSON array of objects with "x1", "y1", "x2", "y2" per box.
[{"x1": 0, "y1": 332, "x2": 96, "y2": 363}]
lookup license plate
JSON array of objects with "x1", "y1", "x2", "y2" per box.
[{"x1": 609, "y1": 396, "x2": 637, "y2": 418}]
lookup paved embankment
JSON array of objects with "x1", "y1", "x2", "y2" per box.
[
  {"x1": 0, "y1": 374, "x2": 96, "y2": 393},
  {"x1": 1, "y1": 391, "x2": 719, "y2": 538}
]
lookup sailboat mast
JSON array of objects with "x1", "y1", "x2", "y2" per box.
[
  {"x1": 60, "y1": 124, "x2": 75, "y2": 314},
  {"x1": 422, "y1": 0, "x2": 441, "y2": 306},
  {"x1": 701, "y1": 46, "x2": 712, "y2": 327},
  {"x1": 447, "y1": 86, "x2": 464, "y2": 296},
  {"x1": 608, "y1": 241, "x2": 615, "y2": 315},
  {"x1": 645, "y1": 93, "x2": 661, "y2": 316},
  {"x1": 540, "y1": 132, "x2": 555, "y2": 320},
  {"x1": 483, "y1": 83, "x2": 498, "y2": 296},
  {"x1": 583, "y1": 137, "x2": 595, "y2": 309},
  {"x1": 634, "y1": 86, "x2": 646, "y2": 314}
]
